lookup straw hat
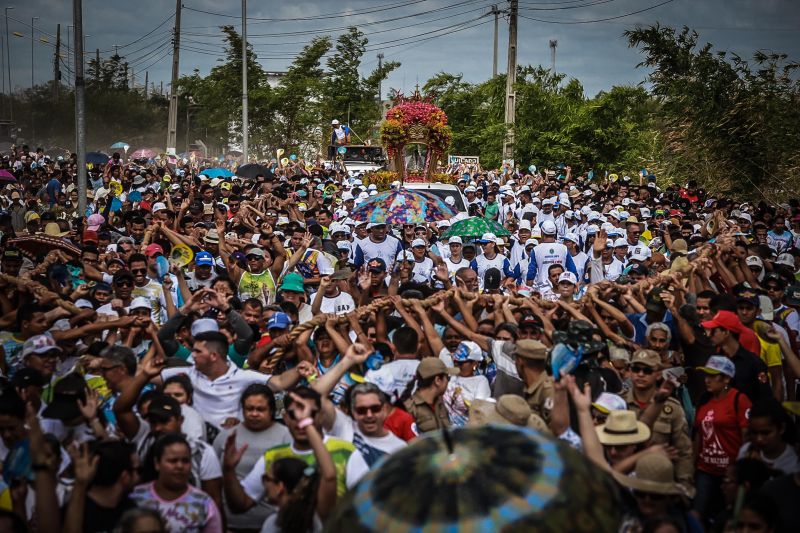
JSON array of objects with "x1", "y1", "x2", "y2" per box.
[
  {"x1": 595, "y1": 410, "x2": 651, "y2": 445},
  {"x1": 613, "y1": 454, "x2": 682, "y2": 495},
  {"x1": 468, "y1": 395, "x2": 550, "y2": 434}
]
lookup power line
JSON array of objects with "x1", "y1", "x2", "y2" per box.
[
  {"x1": 94, "y1": 13, "x2": 174, "y2": 53},
  {"x1": 518, "y1": 0, "x2": 674, "y2": 24},
  {"x1": 182, "y1": 0, "x2": 430, "y2": 23},
  {"x1": 520, "y1": 0, "x2": 621, "y2": 10}
]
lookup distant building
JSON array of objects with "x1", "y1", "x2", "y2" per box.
[{"x1": 265, "y1": 71, "x2": 287, "y2": 88}]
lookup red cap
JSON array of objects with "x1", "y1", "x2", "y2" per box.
[
  {"x1": 82, "y1": 230, "x2": 98, "y2": 244},
  {"x1": 139, "y1": 201, "x2": 152, "y2": 212},
  {"x1": 144, "y1": 243, "x2": 164, "y2": 257},
  {"x1": 669, "y1": 209, "x2": 683, "y2": 217},
  {"x1": 701, "y1": 310, "x2": 741, "y2": 332}
]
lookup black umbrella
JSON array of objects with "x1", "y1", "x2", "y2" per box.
[
  {"x1": 86, "y1": 152, "x2": 110, "y2": 165},
  {"x1": 235, "y1": 163, "x2": 272, "y2": 180}
]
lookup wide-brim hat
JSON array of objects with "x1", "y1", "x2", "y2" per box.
[
  {"x1": 612, "y1": 454, "x2": 682, "y2": 495},
  {"x1": 595, "y1": 410, "x2": 651, "y2": 446}
]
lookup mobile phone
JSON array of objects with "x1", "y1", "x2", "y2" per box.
[{"x1": 662, "y1": 367, "x2": 685, "y2": 385}]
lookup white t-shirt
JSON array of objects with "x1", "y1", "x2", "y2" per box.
[
  {"x1": 410, "y1": 257, "x2": 435, "y2": 284},
  {"x1": 181, "y1": 404, "x2": 207, "y2": 442},
  {"x1": 443, "y1": 374, "x2": 492, "y2": 426},
  {"x1": 328, "y1": 410, "x2": 406, "y2": 468},
  {"x1": 364, "y1": 359, "x2": 419, "y2": 400},
  {"x1": 310, "y1": 290, "x2": 356, "y2": 315},
  {"x1": 443, "y1": 256, "x2": 470, "y2": 279},
  {"x1": 738, "y1": 442, "x2": 800, "y2": 475},
  {"x1": 161, "y1": 364, "x2": 272, "y2": 429}
]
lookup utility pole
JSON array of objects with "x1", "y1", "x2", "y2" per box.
[
  {"x1": 74, "y1": 0, "x2": 87, "y2": 217},
  {"x1": 94, "y1": 48, "x2": 98, "y2": 79},
  {"x1": 66, "y1": 25, "x2": 71, "y2": 87},
  {"x1": 144, "y1": 70, "x2": 148, "y2": 98},
  {"x1": 241, "y1": 0, "x2": 248, "y2": 164},
  {"x1": 53, "y1": 23, "x2": 60, "y2": 98},
  {"x1": 502, "y1": 0, "x2": 518, "y2": 162},
  {"x1": 491, "y1": 4, "x2": 499, "y2": 78},
  {"x1": 165, "y1": 0, "x2": 181, "y2": 155},
  {"x1": 130, "y1": 66, "x2": 134, "y2": 90},
  {"x1": 5, "y1": 6, "x2": 14, "y2": 121},
  {"x1": 549, "y1": 39, "x2": 557, "y2": 72},
  {"x1": 31, "y1": 17, "x2": 38, "y2": 90},
  {"x1": 376, "y1": 52, "x2": 383, "y2": 102}
]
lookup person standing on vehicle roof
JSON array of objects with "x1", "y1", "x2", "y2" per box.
[{"x1": 329, "y1": 119, "x2": 351, "y2": 159}]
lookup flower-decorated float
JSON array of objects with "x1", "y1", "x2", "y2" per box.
[{"x1": 379, "y1": 88, "x2": 452, "y2": 183}]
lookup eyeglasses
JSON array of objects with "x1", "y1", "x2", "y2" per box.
[
  {"x1": 131, "y1": 268, "x2": 147, "y2": 275},
  {"x1": 766, "y1": 285, "x2": 783, "y2": 292},
  {"x1": 353, "y1": 404, "x2": 383, "y2": 416},
  {"x1": 246, "y1": 255, "x2": 263, "y2": 261},
  {"x1": 630, "y1": 365, "x2": 655, "y2": 375}
]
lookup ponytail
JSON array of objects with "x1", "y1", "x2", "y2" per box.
[{"x1": 273, "y1": 458, "x2": 319, "y2": 533}]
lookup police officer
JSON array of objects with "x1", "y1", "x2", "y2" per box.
[
  {"x1": 624, "y1": 349, "x2": 694, "y2": 492},
  {"x1": 404, "y1": 358, "x2": 456, "y2": 434},
  {"x1": 513, "y1": 339, "x2": 555, "y2": 424}
]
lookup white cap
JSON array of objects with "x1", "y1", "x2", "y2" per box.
[
  {"x1": 465, "y1": 186, "x2": 476, "y2": 193},
  {"x1": 436, "y1": 220, "x2": 451, "y2": 229},
  {"x1": 337, "y1": 241, "x2": 352, "y2": 251},
  {"x1": 331, "y1": 119, "x2": 340, "y2": 125},
  {"x1": 368, "y1": 183, "x2": 377, "y2": 191},
  {"x1": 776, "y1": 253, "x2": 794, "y2": 267},
  {"x1": 629, "y1": 246, "x2": 652, "y2": 262},
  {"x1": 358, "y1": 192, "x2": 369, "y2": 201},
  {"x1": 74, "y1": 298, "x2": 94, "y2": 309},
  {"x1": 448, "y1": 236, "x2": 463, "y2": 245},
  {"x1": 563, "y1": 232, "x2": 580, "y2": 244},
  {"x1": 622, "y1": 198, "x2": 632, "y2": 206},
  {"x1": 152, "y1": 202, "x2": 167, "y2": 213},
  {"x1": 738, "y1": 212, "x2": 753, "y2": 223},
  {"x1": 613, "y1": 238, "x2": 629, "y2": 248},
  {"x1": 369, "y1": 190, "x2": 378, "y2": 196},
  {"x1": 587, "y1": 212, "x2": 602, "y2": 222},
  {"x1": 130, "y1": 296, "x2": 150, "y2": 311},
  {"x1": 210, "y1": 177, "x2": 223, "y2": 187},
  {"x1": 580, "y1": 206, "x2": 592, "y2": 215},
  {"x1": 191, "y1": 318, "x2": 220, "y2": 337},
  {"x1": 518, "y1": 220, "x2": 532, "y2": 231},
  {"x1": 366, "y1": 222, "x2": 386, "y2": 229},
  {"x1": 411, "y1": 238, "x2": 426, "y2": 248},
  {"x1": 541, "y1": 198, "x2": 555, "y2": 206},
  {"x1": 479, "y1": 232, "x2": 497, "y2": 243},
  {"x1": 558, "y1": 271, "x2": 577, "y2": 285},
  {"x1": 342, "y1": 192, "x2": 354, "y2": 201},
  {"x1": 746, "y1": 255, "x2": 764, "y2": 269},
  {"x1": 495, "y1": 236, "x2": 505, "y2": 245},
  {"x1": 541, "y1": 220, "x2": 557, "y2": 235},
  {"x1": 525, "y1": 238, "x2": 538, "y2": 247},
  {"x1": 639, "y1": 207, "x2": 652, "y2": 219}
]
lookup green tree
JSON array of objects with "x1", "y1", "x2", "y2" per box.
[
  {"x1": 323, "y1": 27, "x2": 399, "y2": 144},
  {"x1": 626, "y1": 25, "x2": 800, "y2": 199}
]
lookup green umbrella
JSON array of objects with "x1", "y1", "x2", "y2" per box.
[
  {"x1": 325, "y1": 426, "x2": 622, "y2": 532},
  {"x1": 441, "y1": 216, "x2": 511, "y2": 239}
]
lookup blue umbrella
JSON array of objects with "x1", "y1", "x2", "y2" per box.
[
  {"x1": 86, "y1": 152, "x2": 110, "y2": 165},
  {"x1": 199, "y1": 167, "x2": 234, "y2": 179},
  {"x1": 110, "y1": 141, "x2": 129, "y2": 150}
]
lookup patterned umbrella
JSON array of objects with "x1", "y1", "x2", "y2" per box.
[
  {"x1": 441, "y1": 216, "x2": 511, "y2": 239},
  {"x1": 200, "y1": 167, "x2": 234, "y2": 178},
  {"x1": 0, "y1": 169, "x2": 16, "y2": 182},
  {"x1": 130, "y1": 148, "x2": 158, "y2": 159},
  {"x1": 348, "y1": 188, "x2": 457, "y2": 225},
  {"x1": 326, "y1": 426, "x2": 622, "y2": 532},
  {"x1": 8, "y1": 235, "x2": 81, "y2": 261}
]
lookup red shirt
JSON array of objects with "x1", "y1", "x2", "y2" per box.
[
  {"x1": 694, "y1": 388, "x2": 751, "y2": 476},
  {"x1": 384, "y1": 407, "x2": 417, "y2": 442}
]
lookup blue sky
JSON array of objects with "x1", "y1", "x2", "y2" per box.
[{"x1": 5, "y1": 0, "x2": 800, "y2": 98}]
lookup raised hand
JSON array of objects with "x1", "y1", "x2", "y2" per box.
[
  {"x1": 344, "y1": 342, "x2": 371, "y2": 365},
  {"x1": 77, "y1": 388, "x2": 101, "y2": 422},
  {"x1": 68, "y1": 442, "x2": 100, "y2": 486},
  {"x1": 222, "y1": 431, "x2": 248, "y2": 471}
]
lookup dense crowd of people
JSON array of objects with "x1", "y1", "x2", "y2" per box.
[{"x1": 0, "y1": 146, "x2": 798, "y2": 533}]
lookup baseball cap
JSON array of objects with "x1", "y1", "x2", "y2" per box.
[
  {"x1": 515, "y1": 339, "x2": 548, "y2": 360},
  {"x1": 366, "y1": 222, "x2": 386, "y2": 230},
  {"x1": 330, "y1": 269, "x2": 354, "y2": 281},
  {"x1": 331, "y1": 119, "x2": 340, "y2": 125},
  {"x1": 448, "y1": 236, "x2": 463, "y2": 245},
  {"x1": 701, "y1": 310, "x2": 742, "y2": 332},
  {"x1": 144, "y1": 243, "x2": 164, "y2": 257},
  {"x1": 613, "y1": 238, "x2": 629, "y2": 248},
  {"x1": 477, "y1": 232, "x2": 497, "y2": 244},
  {"x1": 541, "y1": 220, "x2": 557, "y2": 235},
  {"x1": 518, "y1": 220, "x2": 532, "y2": 231},
  {"x1": 746, "y1": 256, "x2": 764, "y2": 270},
  {"x1": 776, "y1": 253, "x2": 795, "y2": 268},
  {"x1": 411, "y1": 238, "x2": 426, "y2": 248},
  {"x1": 195, "y1": 251, "x2": 214, "y2": 266},
  {"x1": 452, "y1": 341, "x2": 483, "y2": 363},
  {"x1": 130, "y1": 296, "x2": 151, "y2": 311},
  {"x1": 367, "y1": 257, "x2": 387, "y2": 272},
  {"x1": 591, "y1": 392, "x2": 627, "y2": 414},
  {"x1": 557, "y1": 272, "x2": 577, "y2": 285},
  {"x1": 267, "y1": 312, "x2": 292, "y2": 331},
  {"x1": 562, "y1": 233, "x2": 580, "y2": 245},
  {"x1": 146, "y1": 393, "x2": 182, "y2": 421},
  {"x1": 417, "y1": 358, "x2": 458, "y2": 379},
  {"x1": 786, "y1": 283, "x2": 800, "y2": 306},
  {"x1": 11, "y1": 367, "x2": 46, "y2": 388},
  {"x1": 22, "y1": 333, "x2": 63, "y2": 358},
  {"x1": 41, "y1": 373, "x2": 87, "y2": 421},
  {"x1": 484, "y1": 267, "x2": 502, "y2": 291},
  {"x1": 630, "y1": 349, "x2": 661, "y2": 368},
  {"x1": 696, "y1": 355, "x2": 735, "y2": 378},
  {"x1": 2, "y1": 248, "x2": 22, "y2": 261},
  {"x1": 191, "y1": 318, "x2": 220, "y2": 337}
]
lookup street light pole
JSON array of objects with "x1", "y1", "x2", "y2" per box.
[
  {"x1": 73, "y1": 0, "x2": 87, "y2": 217},
  {"x1": 5, "y1": 6, "x2": 14, "y2": 121},
  {"x1": 241, "y1": 0, "x2": 248, "y2": 164}
]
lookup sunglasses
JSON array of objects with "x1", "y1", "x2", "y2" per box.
[
  {"x1": 115, "y1": 280, "x2": 133, "y2": 287},
  {"x1": 131, "y1": 268, "x2": 147, "y2": 275},
  {"x1": 630, "y1": 365, "x2": 655, "y2": 375},
  {"x1": 353, "y1": 404, "x2": 383, "y2": 416},
  {"x1": 246, "y1": 255, "x2": 263, "y2": 261}
]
